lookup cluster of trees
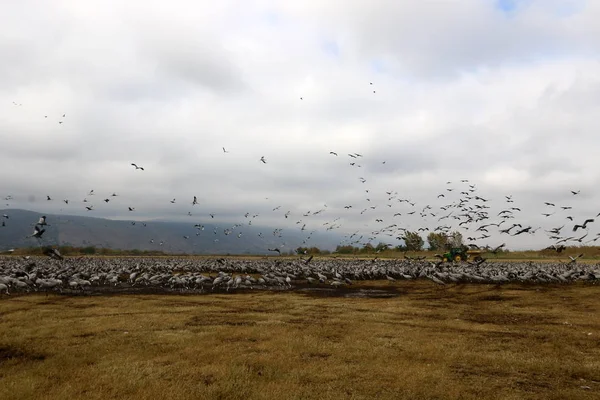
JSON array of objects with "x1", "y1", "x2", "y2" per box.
[
  {"x1": 332, "y1": 231, "x2": 466, "y2": 253},
  {"x1": 426, "y1": 231, "x2": 464, "y2": 251}
]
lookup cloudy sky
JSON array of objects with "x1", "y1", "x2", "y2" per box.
[{"x1": 1, "y1": 0, "x2": 599, "y2": 250}]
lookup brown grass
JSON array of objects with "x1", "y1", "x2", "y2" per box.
[{"x1": 1, "y1": 282, "x2": 599, "y2": 399}]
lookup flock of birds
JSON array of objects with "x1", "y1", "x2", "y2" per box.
[
  {"x1": 4, "y1": 95, "x2": 600, "y2": 296},
  {"x1": 0, "y1": 255, "x2": 599, "y2": 296},
  {"x1": 2, "y1": 149, "x2": 599, "y2": 257}
]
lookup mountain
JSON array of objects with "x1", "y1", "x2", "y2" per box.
[{"x1": 0, "y1": 209, "x2": 343, "y2": 255}]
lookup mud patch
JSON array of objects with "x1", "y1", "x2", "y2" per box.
[
  {"x1": 301, "y1": 352, "x2": 331, "y2": 360},
  {"x1": 297, "y1": 287, "x2": 400, "y2": 298},
  {"x1": 0, "y1": 345, "x2": 46, "y2": 363},
  {"x1": 185, "y1": 315, "x2": 257, "y2": 327},
  {"x1": 462, "y1": 312, "x2": 555, "y2": 325}
]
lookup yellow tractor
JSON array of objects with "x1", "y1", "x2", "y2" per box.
[
  {"x1": 440, "y1": 248, "x2": 483, "y2": 263},
  {"x1": 466, "y1": 249, "x2": 484, "y2": 262}
]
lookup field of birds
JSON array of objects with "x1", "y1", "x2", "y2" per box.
[
  {"x1": 1, "y1": 253, "x2": 600, "y2": 398},
  {"x1": 1, "y1": 277, "x2": 599, "y2": 400}
]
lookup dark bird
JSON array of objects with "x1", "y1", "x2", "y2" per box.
[
  {"x1": 222, "y1": 147, "x2": 229, "y2": 153},
  {"x1": 104, "y1": 199, "x2": 110, "y2": 203},
  {"x1": 573, "y1": 219, "x2": 594, "y2": 231},
  {"x1": 490, "y1": 243, "x2": 506, "y2": 254},
  {"x1": 128, "y1": 207, "x2": 135, "y2": 211},
  {"x1": 46, "y1": 195, "x2": 52, "y2": 201},
  {"x1": 131, "y1": 163, "x2": 144, "y2": 170},
  {"x1": 43, "y1": 247, "x2": 63, "y2": 260},
  {"x1": 571, "y1": 190, "x2": 580, "y2": 195},
  {"x1": 192, "y1": 196, "x2": 198, "y2": 205},
  {"x1": 27, "y1": 225, "x2": 45, "y2": 239},
  {"x1": 512, "y1": 226, "x2": 532, "y2": 236},
  {"x1": 545, "y1": 244, "x2": 566, "y2": 253},
  {"x1": 260, "y1": 156, "x2": 267, "y2": 164},
  {"x1": 330, "y1": 152, "x2": 338, "y2": 156},
  {"x1": 267, "y1": 248, "x2": 281, "y2": 255}
]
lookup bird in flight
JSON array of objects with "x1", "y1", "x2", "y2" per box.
[
  {"x1": 573, "y1": 219, "x2": 594, "y2": 232},
  {"x1": 223, "y1": 147, "x2": 229, "y2": 153},
  {"x1": 330, "y1": 152, "x2": 338, "y2": 156},
  {"x1": 131, "y1": 163, "x2": 144, "y2": 170},
  {"x1": 260, "y1": 156, "x2": 267, "y2": 164},
  {"x1": 27, "y1": 225, "x2": 45, "y2": 239},
  {"x1": 571, "y1": 190, "x2": 580, "y2": 195},
  {"x1": 192, "y1": 196, "x2": 198, "y2": 205}
]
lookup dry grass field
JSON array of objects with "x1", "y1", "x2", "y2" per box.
[{"x1": 1, "y1": 281, "x2": 599, "y2": 400}]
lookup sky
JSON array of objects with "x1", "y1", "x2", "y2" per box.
[{"x1": 1, "y1": 0, "x2": 599, "y2": 251}]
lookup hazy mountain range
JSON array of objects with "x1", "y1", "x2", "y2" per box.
[{"x1": 0, "y1": 209, "x2": 344, "y2": 255}]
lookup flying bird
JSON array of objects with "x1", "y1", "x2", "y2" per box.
[
  {"x1": 131, "y1": 163, "x2": 144, "y2": 170},
  {"x1": 27, "y1": 225, "x2": 45, "y2": 239},
  {"x1": 573, "y1": 219, "x2": 594, "y2": 232},
  {"x1": 260, "y1": 156, "x2": 267, "y2": 164}
]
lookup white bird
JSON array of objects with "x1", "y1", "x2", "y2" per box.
[{"x1": 37, "y1": 216, "x2": 48, "y2": 226}]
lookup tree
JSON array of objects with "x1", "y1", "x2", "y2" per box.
[
  {"x1": 375, "y1": 242, "x2": 389, "y2": 253},
  {"x1": 447, "y1": 231, "x2": 464, "y2": 248},
  {"x1": 427, "y1": 232, "x2": 448, "y2": 251},
  {"x1": 403, "y1": 231, "x2": 424, "y2": 251}
]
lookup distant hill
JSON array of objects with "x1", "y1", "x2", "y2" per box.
[{"x1": 0, "y1": 209, "x2": 343, "y2": 255}]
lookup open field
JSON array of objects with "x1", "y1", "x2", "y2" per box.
[{"x1": 1, "y1": 281, "x2": 599, "y2": 400}]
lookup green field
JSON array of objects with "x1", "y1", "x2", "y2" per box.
[{"x1": 1, "y1": 281, "x2": 599, "y2": 399}]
